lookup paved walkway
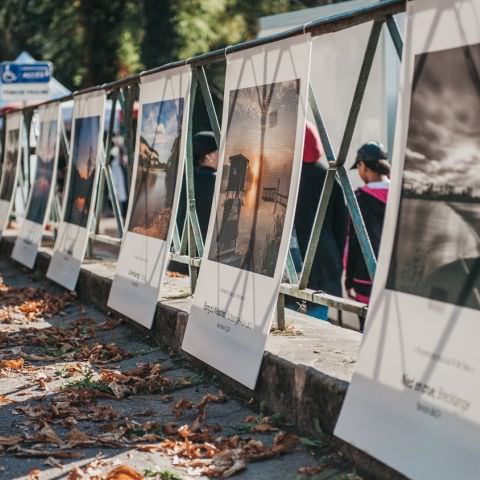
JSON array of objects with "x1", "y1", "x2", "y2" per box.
[{"x1": 0, "y1": 259, "x2": 361, "y2": 480}]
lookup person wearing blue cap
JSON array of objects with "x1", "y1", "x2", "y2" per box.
[{"x1": 345, "y1": 141, "x2": 390, "y2": 331}]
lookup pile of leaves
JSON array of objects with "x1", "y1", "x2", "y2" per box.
[
  {"x1": 0, "y1": 276, "x2": 322, "y2": 479},
  {"x1": 98, "y1": 363, "x2": 191, "y2": 399},
  {"x1": 0, "y1": 281, "x2": 75, "y2": 323}
]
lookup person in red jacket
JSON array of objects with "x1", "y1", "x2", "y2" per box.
[{"x1": 345, "y1": 141, "x2": 390, "y2": 331}]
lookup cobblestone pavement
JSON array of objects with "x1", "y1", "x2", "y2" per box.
[{"x1": 0, "y1": 259, "x2": 362, "y2": 480}]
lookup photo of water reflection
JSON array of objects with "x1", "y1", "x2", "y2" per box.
[
  {"x1": 209, "y1": 79, "x2": 299, "y2": 277},
  {"x1": 387, "y1": 43, "x2": 480, "y2": 310}
]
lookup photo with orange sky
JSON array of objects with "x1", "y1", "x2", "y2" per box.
[
  {"x1": 27, "y1": 120, "x2": 57, "y2": 224},
  {"x1": 208, "y1": 79, "x2": 300, "y2": 277},
  {"x1": 64, "y1": 116, "x2": 100, "y2": 227}
]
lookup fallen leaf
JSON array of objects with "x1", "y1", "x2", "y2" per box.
[
  {"x1": 0, "y1": 394, "x2": 14, "y2": 404},
  {"x1": 0, "y1": 358, "x2": 24, "y2": 370},
  {"x1": 173, "y1": 399, "x2": 193, "y2": 418},
  {"x1": 297, "y1": 465, "x2": 328, "y2": 476},
  {"x1": 15, "y1": 447, "x2": 82, "y2": 459},
  {"x1": 27, "y1": 469, "x2": 41, "y2": 480},
  {"x1": 104, "y1": 465, "x2": 144, "y2": 480},
  {"x1": 0, "y1": 435, "x2": 22, "y2": 446}
]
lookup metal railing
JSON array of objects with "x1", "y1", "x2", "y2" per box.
[{"x1": 1, "y1": 0, "x2": 405, "y2": 330}]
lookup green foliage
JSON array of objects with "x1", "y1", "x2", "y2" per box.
[
  {"x1": 0, "y1": 0, "x2": 348, "y2": 89},
  {"x1": 144, "y1": 470, "x2": 184, "y2": 480}
]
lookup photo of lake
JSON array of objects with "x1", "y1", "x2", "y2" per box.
[
  {"x1": 128, "y1": 98, "x2": 184, "y2": 241},
  {"x1": 208, "y1": 79, "x2": 300, "y2": 278},
  {"x1": 387, "y1": 43, "x2": 480, "y2": 310}
]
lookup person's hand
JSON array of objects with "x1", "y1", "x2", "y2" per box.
[{"x1": 346, "y1": 288, "x2": 356, "y2": 300}]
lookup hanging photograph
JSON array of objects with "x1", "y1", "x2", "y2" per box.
[
  {"x1": 12, "y1": 103, "x2": 61, "y2": 268},
  {"x1": 386, "y1": 43, "x2": 480, "y2": 310},
  {"x1": 335, "y1": 2, "x2": 480, "y2": 479},
  {"x1": 26, "y1": 121, "x2": 58, "y2": 224},
  {"x1": 0, "y1": 129, "x2": 21, "y2": 202},
  {"x1": 208, "y1": 81, "x2": 299, "y2": 277},
  {"x1": 0, "y1": 112, "x2": 23, "y2": 236},
  {"x1": 47, "y1": 91, "x2": 105, "y2": 290},
  {"x1": 182, "y1": 35, "x2": 311, "y2": 389},
  {"x1": 63, "y1": 116, "x2": 100, "y2": 227},
  {"x1": 128, "y1": 98, "x2": 184, "y2": 239},
  {"x1": 108, "y1": 67, "x2": 191, "y2": 328}
]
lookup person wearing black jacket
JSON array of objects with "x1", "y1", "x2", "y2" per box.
[
  {"x1": 192, "y1": 131, "x2": 218, "y2": 239},
  {"x1": 177, "y1": 131, "x2": 218, "y2": 242},
  {"x1": 346, "y1": 141, "x2": 390, "y2": 331},
  {"x1": 294, "y1": 122, "x2": 347, "y2": 305}
]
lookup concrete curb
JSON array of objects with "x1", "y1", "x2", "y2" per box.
[{"x1": 0, "y1": 236, "x2": 408, "y2": 480}]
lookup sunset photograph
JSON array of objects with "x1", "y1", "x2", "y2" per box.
[
  {"x1": 64, "y1": 115, "x2": 100, "y2": 227},
  {"x1": 26, "y1": 120, "x2": 57, "y2": 224},
  {"x1": 387, "y1": 43, "x2": 480, "y2": 310},
  {"x1": 0, "y1": 128, "x2": 20, "y2": 202},
  {"x1": 128, "y1": 98, "x2": 184, "y2": 241},
  {"x1": 208, "y1": 79, "x2": 300, "y2": 277}
]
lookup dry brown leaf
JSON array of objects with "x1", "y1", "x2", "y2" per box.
[
  {"x1": 64, "y1": 427, "x2": 97, "y2": 448},
  {"x1": 32, "y1": 422, "x2": 63, "y2": 445},
  {"x1": 108, "y1": 381, "x2": 130, "y2": 399},
  {"x1": 0, "y1": 435, "x2": 22, "y2": 446},
  {"x1": 104, "y1": 465, "x2": 144, "y2": 480},
  {"x1": 297, "y1": 465, "x2": 328, "y2": 476},
  {"x1": 27, "y1": 469, "x2": 41, "y2": 480},
  {"x1": 251, "y1": 422, "x2": 278, "y2": 433},
  {"x1": 173, "y1": 398, "x2": 193, "y2": 418},
  {"x1": 0, "y1": 394, "x2": 14, "y2": 404},
  {"x1": 0, "y1": 358, "x2": 24, "y2": 370},
  {"x1": 14, "y1": 447, "x2": 82, "y2": 459}
]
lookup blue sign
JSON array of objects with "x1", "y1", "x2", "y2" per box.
[{"x1": 0, "y1": 62, "x2": 51, "y2": 84}]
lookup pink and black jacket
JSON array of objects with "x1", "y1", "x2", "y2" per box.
[{"x1": 344, "y1": 182, "x2": 389, "y2": 305}]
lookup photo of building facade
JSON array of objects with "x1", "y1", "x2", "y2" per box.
[{"x1": 128, "y1": 98, "x2": 184, "y2": 240}]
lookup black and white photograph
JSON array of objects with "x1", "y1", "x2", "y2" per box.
[
  {"x1": 26, "y1": 120, "x2": 57, "y2": 224},
  {"x1": 128, "y1": 98, "x2": 184, "y2": 240},
  {"x1": 0, "y1": 128, "x2": 20, "y2": 201},
  {"x1": 64, "y1": 116, "x2": 100, "y2": 228},
  {"x1": 387, "y1": 43, "x2": 480, "y2": 310},
  {"x1": 208, "y1": 80, "x2": 299, "y2": 277}
]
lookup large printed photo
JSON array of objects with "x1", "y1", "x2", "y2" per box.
[
  {"x1": 387, "y1": 43, "x2": 480, "y2": 310},
  {"x1": 0, "y1": 128, "x2": 20, "y2": 201},
  {"x1": 26, "y1": 120, "x2": 57, "y2": 224},
  {"x1": 208, "y1": 80, "x2": 299, "y2": 277},
  {"x1": 128, "y1": 98, "x2": 184, "y2": 240},
  {"x1": 64, "y1": 116, "x2": 100, "y2": 227}
]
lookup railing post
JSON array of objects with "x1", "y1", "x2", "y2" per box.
[
  {"x1": 298, "y1": 167, "x2": 337, "y2": 289},
  {"x1": 386, "y1": 14, "x2": 404, "y2": 59},
  {"x1": 185, "y1": 70, "x2": 204, "y2": 259},
  {"x1": 336, "y1": 165, "x2": 377, "y2": 278},
  {"x1": 118, "y1": 84, "x2": 138, "y2": 191},
  {"x1": 197, "y1": 66, "x2": 221, "y2": 144},
  {"x1": 334, "y1": 20, "x2": 383, "y2": 168},
  {"x1": 276, "y1": 293, "x2": 286, "y2": 330}
]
